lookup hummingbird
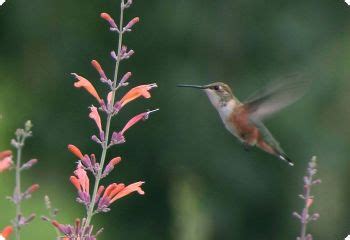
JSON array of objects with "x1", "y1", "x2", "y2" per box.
[{"x1": 177, "y1": 77, "x2": 309, "y2": 166}]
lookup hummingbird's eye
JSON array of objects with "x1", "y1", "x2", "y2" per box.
[{"x1": 213, "y1": 85, "x2": 220, "y2": 91}]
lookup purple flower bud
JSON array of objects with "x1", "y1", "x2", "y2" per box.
[
  {"x1": 91, "y1": 135, "x2": 102, "y2": 144},
  {"x1": 110, "y1": 132, "x2": 126, "y2": 146},
  {"x1": 120, "y1": 72, "x2": 132, "y2": 84},
  {"x1": 21, "y1": 159, "x2": 38, "y2": 170},
  {"x1": 81, "y1": 155, "x2": 92, "y2": 169},
  {"x1": 99, "y1": 131, "x2": 105, "y2": 142},
  {"x1": 111, "y1": 51, "x2": 118, "y2": 61}
]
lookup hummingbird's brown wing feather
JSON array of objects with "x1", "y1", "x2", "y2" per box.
[{"x1": 243, "y1": 74, "x2": 310, "y2": 121}]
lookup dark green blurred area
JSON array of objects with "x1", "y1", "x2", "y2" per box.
[{"x1": 1, "y1": 0, "x2": 350, "y2": 239}]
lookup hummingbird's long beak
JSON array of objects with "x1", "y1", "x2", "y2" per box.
[{"x1": 177, "y1": 84, "x2": 207, "y2": 89}]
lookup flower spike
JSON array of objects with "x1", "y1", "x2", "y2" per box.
[{"x1": 72, "y1": 73, "x2": 102, "y2": 103}]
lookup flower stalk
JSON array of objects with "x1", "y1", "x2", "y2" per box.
[
  {"x1": 293, "y1": 156, "x2": 321, "y2": 240},
  {"x1": 56, "y1": 0, "x2": 158, "y2": 238},
  {"x1": 8, "y1": 121, "x2": 39, "y2": 240}
]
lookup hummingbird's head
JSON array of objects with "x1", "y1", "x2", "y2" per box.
[{"x1": 177, "y1": 82, "x2": 235, "y2": 108}]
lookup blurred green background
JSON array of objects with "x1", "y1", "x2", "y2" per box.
[{"x1": 1, "y1": 0, "x2": 350, "y2": 239}]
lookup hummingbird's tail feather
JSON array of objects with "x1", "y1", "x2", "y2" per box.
[
  {"x1": 256, "y1": 137, "x2": 294, "y2": 166},
  {"x1": 278, "y1": 153, "x2": 294, "y2": 167}
]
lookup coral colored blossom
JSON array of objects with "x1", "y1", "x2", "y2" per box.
[
  {"x1": 89, "y1": 106, "x2": 103, "y2": 133},
  {"x1": 97, "y1": 181, "x2": 144, "y2": 211},
  {"x1": 68, "y1": 144, "x2": 84, "y2": 160},
  {"x1": 0, "y1": 226, "x2": 13, "y2": 239},
  {"x1": 100, "y1": 12, "x2": 118, "y2": 30},
  {"x1": 0, "y1": 150, "x2": 12, "y2": 173},
  {"x1": 72, "y1": 73, "x2": 102, "y2": 103},
  {"x1": 119, "y1": 83, "x2": 157, "y2": 108},
  {"x1": 70, "y1": 166, "x2": 91, "y2": 206},
  {"x1": 124, "y1": 17, "x2": 140, "y2": 30},
  {"x1": 27, "y1": 184, "x2": 40, "y2": 194},
  {"x1": 0, "y1": 150, "x2": 11, "y2": 160},
  {"x1": 91, "y1": 60, "x2": 107, "y2": 80},
  {"x1": 121, "y1": 109, "x2": 159, "y2": 135},
  {"x1": 71, "y1": 166, "x2": 90, "y2": 194}
]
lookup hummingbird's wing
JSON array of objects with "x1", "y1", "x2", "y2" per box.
[{"x1": 243, "y1": 74, "x2": 310, "y2": 121}]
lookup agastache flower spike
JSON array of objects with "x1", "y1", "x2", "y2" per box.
[
  {"x1": 100, "y1": 13, "x2": 119, "y2": 32},
  {"x1": 72, "y1": 73, "x2": 102, "y2": 103},
  {"x1": 66, "y1": 0, "x2": 158, "y2": 235}
]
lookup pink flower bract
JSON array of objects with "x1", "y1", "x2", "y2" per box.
[{"x1": 89, "y1": 106, "x2": 103, "y2": 134}]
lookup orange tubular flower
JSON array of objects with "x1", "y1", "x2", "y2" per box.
[
  {"x1": 119, "y1": 83, "x2": 157, "y2": 108},
  {"x1": 0, "y1": 150, "x2": 11, "y2": 160},
  {"x1": 0, "y1": 150, "x2": 13, "y2": 173},
  {"x1": 73, "y1": 167, "x2": 89, "y2": 194},
  {"x1": 68, "y1": 144, "x2": 84, "y2": 160},
  {"x1": 70, "y1": 166, "x2": 91, "y2": 206},
  {"x1": 0, "y1": 226, "x2": 13, "y2": 239},
  {"x1": 109, "y1": 181, "x2": 145, "y2": 203},
  {"x1": 121, "y1": 109, "x2": 159, "y2": 135},
  {"x1": 96, "y1": 181, "x2": 145, "y2": 212},
  {"x1": 72, "y1": 73, "x2": 102, "y2": 103}
]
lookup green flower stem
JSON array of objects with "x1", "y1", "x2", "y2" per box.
[{"x1": 14, "y1": 144, "x2": 22, "y2": 240}]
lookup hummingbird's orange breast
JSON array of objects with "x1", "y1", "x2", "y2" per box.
[
  {"x1": 229, "y1": 106, "x2": 259, "y2": 145},
  {"x1": 229, "y1": 106, "x2": 277, "y2": 155}
]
